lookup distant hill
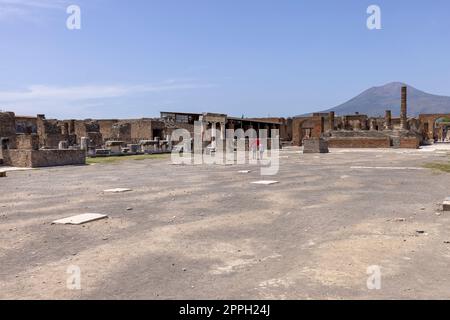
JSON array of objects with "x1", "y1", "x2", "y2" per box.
[{"x1": 302, "y1": 82, "x2": 450, "y2": 117}]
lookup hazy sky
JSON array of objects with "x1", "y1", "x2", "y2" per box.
[{"x1": 1, "y1": 0, "x2": 450, "y2": 119}]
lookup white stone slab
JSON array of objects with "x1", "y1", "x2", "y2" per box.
[
  {"x1": 0, "y1": 167, "x2": 34, "y2": 173},
  {"x1": 52, "y1": 213, "x2": 108, "y2": 225},
  {"x1": 238, "y1": 170, "x2": 251, "y2": 174},
  {"x1": 251, "y1": 180, "x2": 279, "y2": 185},
  {"x1": 103, "y1": 188, "x2": 132, "y2": 193}
]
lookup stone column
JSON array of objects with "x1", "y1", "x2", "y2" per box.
[
  {"x1": 68, "y1": 120, "x2": 75, "y2": 135},
  {"x1": 343, "y1": 116, "x2": 349, "y2": 130},
  {"x1": 400, "y1": 86, "x2": 408, "y2": 130},
  {"x1": 329, "y1": 112, "x2": 335, "y2": 131},
  {"x1": 385, "y1": 110, "x2": 392, "y2": 130},
  {"x1": 61, "y1": 122, "x2": 69, "y2": 136},
  {"x1": 211, "y1": 122, "x2": 217, "y2": 149},
  {"x1": 219, "y1": 122, "x2": 225, "y2": 140},
  {"x1": 80, "y1": 137, "x2": 89, "y2": 151}
]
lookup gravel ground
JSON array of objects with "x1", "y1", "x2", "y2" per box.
[{"x1": 1, "y1": 147, "x2": 450, "y2": 300}]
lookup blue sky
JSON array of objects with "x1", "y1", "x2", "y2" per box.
[{"x1": 1, "y1": 0, "x2": 450, "y2": 119}]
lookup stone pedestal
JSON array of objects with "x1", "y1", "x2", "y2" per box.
[
  {"x1": 58, "y1": 141, "x2": 68, "y2": 150},
  {"x1": 328, "y1": 112, "x2": 335, "y2": 131},
  {"x1": 444, "y1": 198, "x2": 450, "y2": 212},
  {"x1": 0, "y1": 172, "x2": 6, "y2": 178},
  {"x1": 303, "y1": 138, "x2": 329, "y2": 154},
  {"x1": 385, "y1": 110, "x2": 392, "y2": 129},
  {"x1": 80, "y1": 137, "x2": 89, "y2": 151}
]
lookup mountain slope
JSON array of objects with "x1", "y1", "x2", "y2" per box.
[{"x1": 314, "y1": 82, "x2": 450, "y2": 117}]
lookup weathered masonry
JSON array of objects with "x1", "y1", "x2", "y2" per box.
[
  {"x1": 1, "y1": 87, "x2": 449, "y2": 169},
  {"x1": 0, "y1": 111, "x2": 282, "y2": 167},
  {"x1": 1, "y1": 116, "x2": 85, "y2": 168},
  {"x1": 291, "y1": 86, "x2": 441, "y2": 149}
]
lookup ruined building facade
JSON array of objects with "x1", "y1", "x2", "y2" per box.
[
  {"x1": 292, "y1": 86, "x2": 450, "y2": 148},
  {"x1": 0, "y1": 111, "x2": 282, "y2": 167},
  {"x1": 1, "y1": 86, "x2": 450, "y2": 168}
]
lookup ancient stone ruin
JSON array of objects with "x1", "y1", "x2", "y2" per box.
[
  {"x1": 292, "y1": 86, "x2": 437, "y2": 149},
  {"x1": 1, "y1": 86, "x2": 450, "y2": 168}
]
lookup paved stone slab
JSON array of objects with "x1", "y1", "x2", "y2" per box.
[
  {"x1": 103, "y1": 188, "x2": 132, "y2": 193},
  {"x1": 251, "y1": 180, "x2": 279, "y2": 185},
  {"x1": 52, "y1": 213, "x2": 108, "y2": 225}
]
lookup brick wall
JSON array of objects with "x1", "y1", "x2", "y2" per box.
[
  {"x1": 292, "y1": 117, "x2": 324, "y2": 146},
  {"x1": 399, "y1": 137, "x2": 420, "y2": 149},
  {"x1": 327, "y1": 137, "x2": 391, "y2": 148}
]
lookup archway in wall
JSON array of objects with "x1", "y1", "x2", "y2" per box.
[
  {"x1": 434, "y1": 117, "x2": 450, "y2": 142},
  {"x1": 300, "y1": 119, "x2": 315, "y2": 145}
]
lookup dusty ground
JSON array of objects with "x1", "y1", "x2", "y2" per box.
[{"x1": 1, "y1": 146, "x2": 450, "y2": 300}]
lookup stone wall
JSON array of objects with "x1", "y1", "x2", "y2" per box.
[
  {"x1": 130, "y1": 120, "x2": 153, "y2": 142},
  {"x1": 73, "y1": 120, "x2": 102, "y2": 145},
  {"x1": 98, "y1": 120, "x2": 118, "y2": 141},
  {"x1": 16, "y1": 134, "x2": 39, "y2": 150},
  {"x1": 37, "y1": 116, "x2": 66, "y2": 148},
  {"x1": 15, "y1": 116, "x2": 37, "y2": 134},
  {"x1": 0, "y1": 112, "x2": 17, "y2": 149},
  {"x1": 1, "y1": 149, "x2": 31, "y2": 167},
  {"x1": 1, "y1": 149, "x2": 86, "y2": 168}
]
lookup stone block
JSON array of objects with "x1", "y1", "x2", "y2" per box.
[
  {"x1": 444, "y1": 198, "x2": 450, "y2": 212},
  {"x1": 303, "y1": 138, "x2": 329, "y2": 154}
]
